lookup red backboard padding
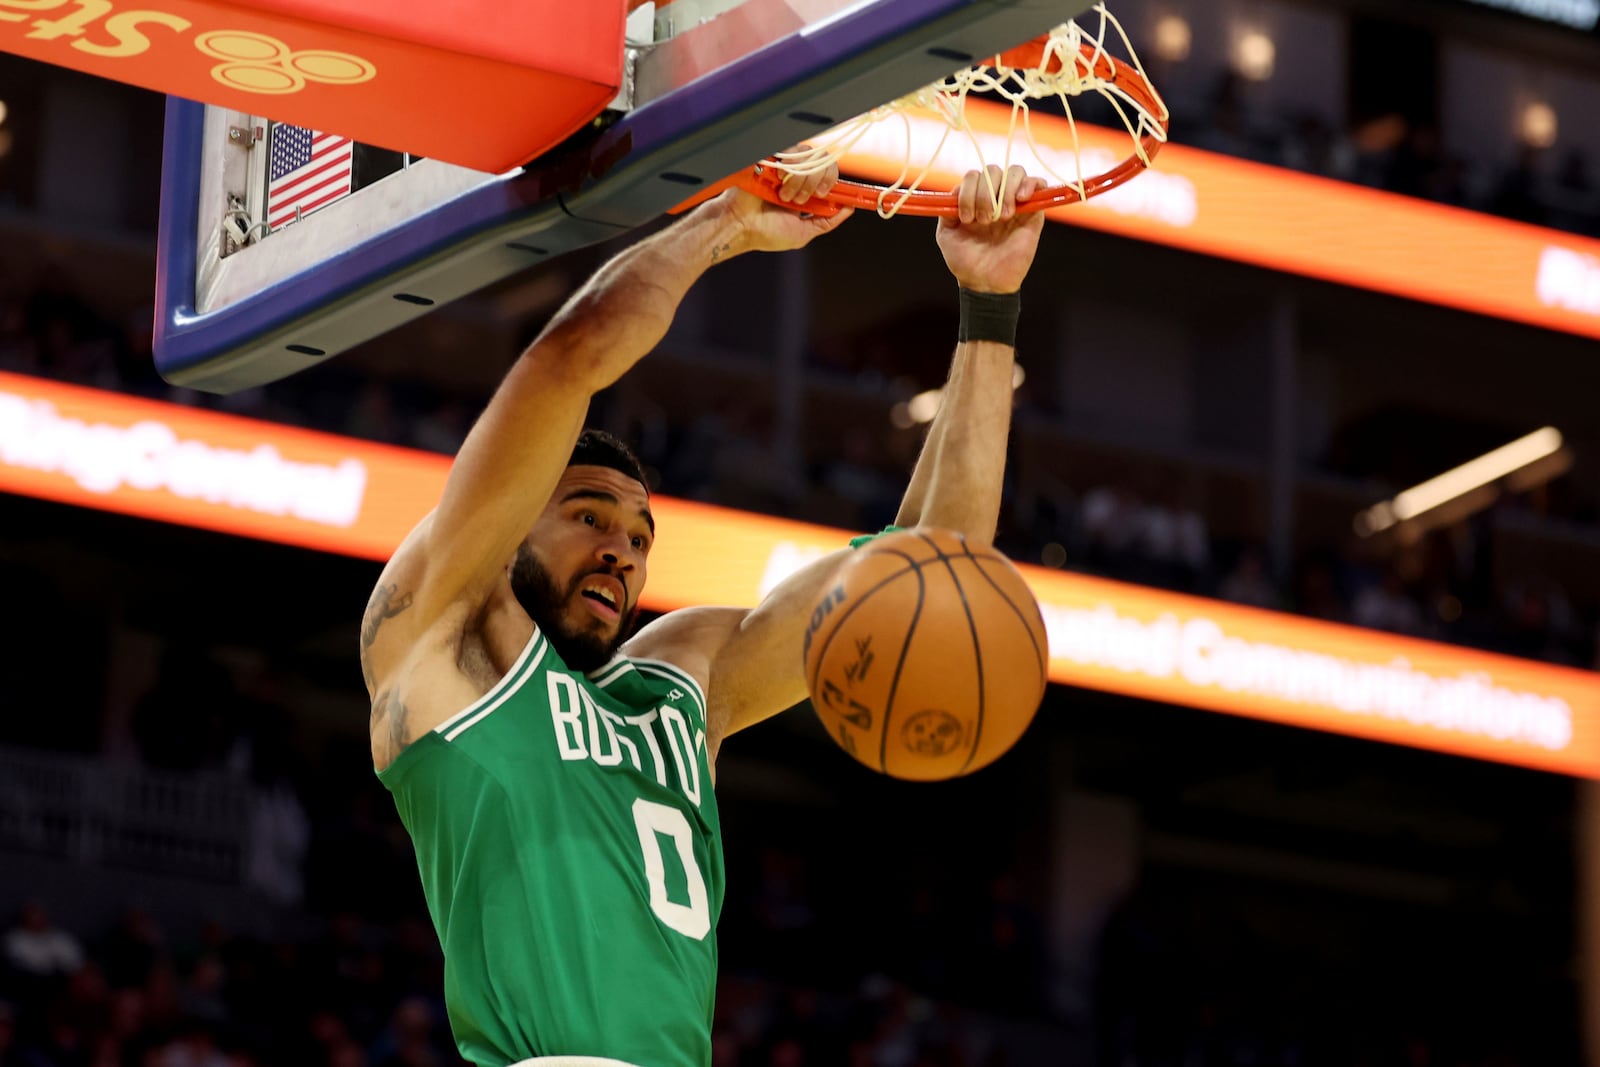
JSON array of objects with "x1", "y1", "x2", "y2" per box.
[{"x1": 0, "y1": 0, "x2": 628, "y2": 173}]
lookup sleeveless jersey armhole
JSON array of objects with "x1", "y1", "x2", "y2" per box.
[
  {"x1": 609, "y1": 657, "x2": 708, "y2": 726},
  {"x1": 374, "y1": 629, "x2": 546, "y2": 788}
]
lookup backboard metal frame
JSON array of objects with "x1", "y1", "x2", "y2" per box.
[{"x1": 155, "y1": 0, "x2": 1077, "y2": 393}]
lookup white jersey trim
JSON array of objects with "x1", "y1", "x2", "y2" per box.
[
  {"x1": 628, "y1": 658, "x2": 708, "y2": 724},
  {"x1": 590, "y1": 655, "x2": 708, "y2": 724},
  {"x1": 505, "y1": 1058, "x2": 644, "y2": 1067},
  {"x1": 434, "y1": 630, "x2": 546, "y2": 741},
  {"x1": 586, "y1": 656, "x2": 633, "y2": 687}
]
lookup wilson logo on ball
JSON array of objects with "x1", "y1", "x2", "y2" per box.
[{"x1": 802, "y1": 584, "x2": 846, "y2": 658}]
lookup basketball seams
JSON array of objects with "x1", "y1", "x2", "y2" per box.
[
  {"x1": 809, "y1": 532, "x2": 1044, "y2": 780},
  {"x1": 804, "y1": 546, "x2": 925, "y2": 708},
  {"x1": 913, "y1": 533, "x2": 985, "y2": 774},
  {"x1": 875, "y1": 558, "x2": 926, "y2": 776},
  {"x1": 962, "y1": 546, "x2": 1049, "y2": 694}
]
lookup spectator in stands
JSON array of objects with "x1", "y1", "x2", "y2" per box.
[
  {"x1": 152, "y1": 1018, "x2": 230, "y2": 1067},
  {"x1": 1351, "y1": 567, "x2": 1424, "y2": 635},
  {"x1": 1219, "y1": 546, "x2": 1281, "y2": 610},
  {"x1": 1190, "y1": 72, "x2": 1259, "y2": 162},
  {"x1": 97, "y1": 909, "x2": 163, "y2": 993},
  {"x1": 1137, "y1": 480, "x2": 1211, "y2": 593},
  {"x1": 1490, "y1": 145, "x2": 1547, "y2": 227},
  {"x1": 3, "y1": 904, "x2": 83, "y2": 982},
  {"x1": 816, "y1": 427, "x2": 903, "y2": 531},
  {"x1": 1295, "y1": 553, "x2": 1347, "y2": 623},
  {"x1": 1078, "y1": 485, "x2": 1144, "y2": 577},
  {"x1": 1548, "y1": 149, "x2": 1598, "y2": 236},
  {"x1": 368, "y1": 996, "x2": 450, "y2": 1067},
  {"x1": 347, "y1": 382, "x2": 403, "y2": 447},
  {"x1": 409, "y1": 398, "x2": 471, "y2": 456}
]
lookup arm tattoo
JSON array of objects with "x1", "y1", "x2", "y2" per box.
[
  {"x1": 710, "y1": 241, "x2": 734, "y2": 264},
  {"x1": 360, "y1": 583, "x2": 413, "y2": 688},
  {"x1": 370, "y1": 689, "x2": 416, "y2": 759},
  {"x1": 362, "y1": 583, "x2": 414, "y2": 650}
]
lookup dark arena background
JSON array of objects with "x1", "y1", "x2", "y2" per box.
[{"x1": 3, "y1": 0, "x2": 1600, "y2": 1064}]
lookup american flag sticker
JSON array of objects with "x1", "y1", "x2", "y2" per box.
[{"x1": 267, "y1": 123, "x2": 354, "y2": 231}]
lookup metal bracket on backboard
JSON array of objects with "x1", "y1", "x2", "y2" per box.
[{"x1": 154, "y1": 0, "x2": 1077, "y2": 393}]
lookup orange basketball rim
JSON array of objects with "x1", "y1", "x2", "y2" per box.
[{"x1": 739, "y1": 8, "x2": 1171, "y2": 218}]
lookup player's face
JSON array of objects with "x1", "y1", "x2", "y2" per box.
[{"x1": 511, "y1": 465, "x2": 654, "y2": 672}]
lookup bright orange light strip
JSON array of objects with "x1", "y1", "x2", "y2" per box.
[
  {"x1": 3, "y1": 370, "x2": 1597, "y2": 778},
  {"x1": 833, "y1": 103, "x2": 1600, "y2": 339}
]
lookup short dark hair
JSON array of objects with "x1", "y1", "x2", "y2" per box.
[{"x1": 568, "y1": 429, "x2": 648, "y2": 492}]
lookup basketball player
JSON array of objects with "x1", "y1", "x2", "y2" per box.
[{"x1": 360, "y1": 163, "x2": 1046, "y2": 1067}]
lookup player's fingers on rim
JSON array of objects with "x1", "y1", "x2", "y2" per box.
[
  {"x1": 1003, "y1": 165, "x2": 1029, "y2": 218},
  {"x1": 778, "y1": 172, "x2": 807, "y2": 203},
  {"x1": 800, "y1": 169, "x2": 831, "y2": 203},
  {"x1": 977, "y1": 166, "x2": 999, "y2": 222},
  {"x1": 789, "y1": 162, "x2": 821, "y2": 201},
  {"x1": 815, "y1": 165, "x2": 839, "y2": 200},
  {"x1": 980, "y1": 164, "x2": 1006, "y2": 222},
  {"x1": 958, "y1": 170, "x2": 979, "y2": 225}
]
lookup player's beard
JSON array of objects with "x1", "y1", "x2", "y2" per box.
[{"x1": 510, "y1": 545, "x2": 637, "y2": 673}]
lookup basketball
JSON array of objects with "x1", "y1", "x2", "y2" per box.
[{"x1": 802, "y1": 528, "x2": 1049, "y2": 781}]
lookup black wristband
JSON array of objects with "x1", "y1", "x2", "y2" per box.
[{"x1": 957, "y1": 287, "x2": 1021, "y2": 347}]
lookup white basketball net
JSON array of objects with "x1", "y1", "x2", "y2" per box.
[{"x1": 764, "y1": 4, "x2": 1169, "y2": 217}]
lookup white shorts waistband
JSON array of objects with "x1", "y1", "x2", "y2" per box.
[{"x1": 506, "y1": 1059, "x2": 644, "y2": 1067}]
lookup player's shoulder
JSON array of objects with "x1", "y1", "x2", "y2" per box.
[{"x1": 621, "y1": 605, "x2": 744, "y2": 690}]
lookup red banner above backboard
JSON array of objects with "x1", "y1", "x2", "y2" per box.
[{"x1": 0, "y1": 0, "x2": 625, "y2": 173}]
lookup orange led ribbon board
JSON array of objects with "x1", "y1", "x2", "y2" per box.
[
  {"x1": 3, "y1": 371, "x2": 1597, "y2": 778},
  {"x1": 835, "y1": 104, "x2": 1600, "y2": 340}
]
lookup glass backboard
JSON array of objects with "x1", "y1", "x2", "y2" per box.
[{"x1": 154, "y1": 0, "x2": 1084, "y2": 393}]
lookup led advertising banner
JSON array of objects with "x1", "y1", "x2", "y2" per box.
[
  {"x1": 3, "y1": 370, "x2": 1597, "y2": 777},
  {"x1": 834, "y1": 105, "x2": 1600, "y2": 341}
]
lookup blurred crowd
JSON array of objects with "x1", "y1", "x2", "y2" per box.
[
  {"x1": 1, "y1": 257, "x2": 1597, "y2": 671},
  {"x1": 0, "y1": 830, "x2": 1574, "y2": 1067},
  {"x1": 1181, "y1": 71, "x2": 1600, "y2": 238},
  {"x1": 0, "y1": 824, "x2": 1056, "y2": 1067},
  {"x1": 1010, "y1": 477, "x2": 1598, "y2": 667}
]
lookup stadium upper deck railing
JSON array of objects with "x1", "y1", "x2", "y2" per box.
[{"x1": 0, "y1": 744, "x2": 254, "y2": 883}]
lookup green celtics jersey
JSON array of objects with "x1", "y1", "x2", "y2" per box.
[{"x1": 378, "y1": 628, "x2": 723, "y2": 1067}]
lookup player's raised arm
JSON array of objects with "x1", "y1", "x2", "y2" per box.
[
  {"x1": 892, "y1": 164, "x2": 1045, "y2": 541},
  {"x1": 362, "y1": 180, "x2": 852, "y2": 683},
  {"x1": 686, "y1": 166, "x2": 1045, "y2": 746}
]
